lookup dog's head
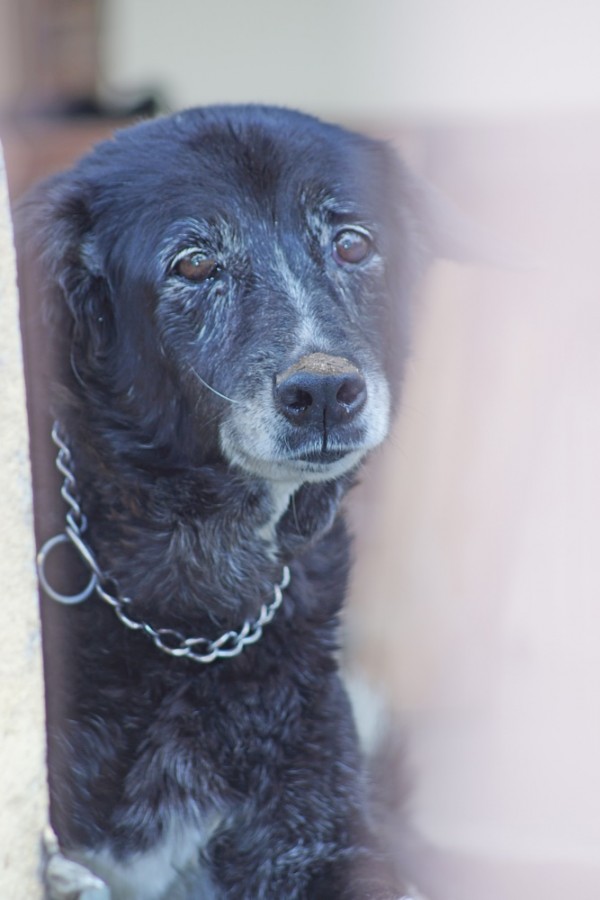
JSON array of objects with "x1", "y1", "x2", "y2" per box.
[{"x1": 24, "y1": 106, "x2": 451, "y2": 486}]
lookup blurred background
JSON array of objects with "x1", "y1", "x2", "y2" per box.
[{"x1": 2, "y1": 2, "x2": 600, "y2": 898}]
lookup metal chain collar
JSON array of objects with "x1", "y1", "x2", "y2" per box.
[{"x1": 37, "y1": 423, "x2": 291, "y2": 664}]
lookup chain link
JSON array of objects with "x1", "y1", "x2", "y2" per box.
[{"x1": 37, "y1": 422, "x2": 291, "y2": 664}]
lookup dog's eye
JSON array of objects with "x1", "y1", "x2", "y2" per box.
[
  {"x1": 332, "y1": 228, "x2": 373, "y2": 265},
  {"x1": 173, "y1": 253, "x2": 221, "y2": 282}
]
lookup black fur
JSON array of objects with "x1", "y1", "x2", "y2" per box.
[{"x1": 20, "y1": 105, "x2": 438, "y2": 899}]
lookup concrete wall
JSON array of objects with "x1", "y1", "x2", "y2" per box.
[{"x1": 0, "y1": 143, "x2": 47, "y2": 896}]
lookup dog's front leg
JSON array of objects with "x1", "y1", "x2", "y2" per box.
[{"x1": 208, "y1": 815, "x2": 415, "y2": 900}]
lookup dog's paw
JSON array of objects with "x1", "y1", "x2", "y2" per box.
[
  {"x1": 398, "y1": 887, "x2": 431, "y2": 900},
  {"x1": 349, "y1": 885, "x2": 426, "y2": 900},
  {"x1": 398, "y1": 891, "x2": 429, "y2": 900},
  {"x1": 44, "y1": 826, "x2": 110, "y2": 900}
]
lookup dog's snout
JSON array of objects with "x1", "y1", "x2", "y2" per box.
[{"x1": 275, "y1": 353, "x2": 367, "y2": 427}]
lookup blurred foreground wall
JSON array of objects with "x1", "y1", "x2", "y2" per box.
[{"x1": 347, "y1": 120, "x2": 600, "y2": 899}]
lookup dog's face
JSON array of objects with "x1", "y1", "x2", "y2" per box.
[{"x1": 34, "y1": 106, "x2": 430, "y2": 485}]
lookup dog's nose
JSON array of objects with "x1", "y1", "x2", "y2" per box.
[{"x1": 275, "y1": 353, "x2": 367, "y2": 427}]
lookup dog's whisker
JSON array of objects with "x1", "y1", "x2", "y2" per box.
[
  {"x1": 290, "y1": 492, "x2": 301, "y2": 534},
  {"x1": 190, "y1": 388, "x2": 227, "y2": 429},
  {"x1": 188, "y1": 367, "x2": 240, "y2": 405}
]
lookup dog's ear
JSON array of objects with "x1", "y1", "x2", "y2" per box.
[{"x1": 16, "y1": 172, "x2": 114, "y2": 362}]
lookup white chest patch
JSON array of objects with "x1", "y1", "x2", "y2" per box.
[
  {"x1": 72, "y1": 812, "x2": 222, "y2": 900},
  {"x1": 256, "y1": 480, "x2": 297, "y2": 550}
]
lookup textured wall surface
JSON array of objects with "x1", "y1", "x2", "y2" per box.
[{"x1": 0, "y1": 142, "x2": 47, "y2": 897}]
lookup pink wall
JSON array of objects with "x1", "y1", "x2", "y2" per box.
[{"x1": 347, "y1": 119, "x2": 600, "y2": 899}]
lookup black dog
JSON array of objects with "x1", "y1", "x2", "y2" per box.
[{"x1": 20, "y1": 105, "x2": 462, "y2": 899}]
